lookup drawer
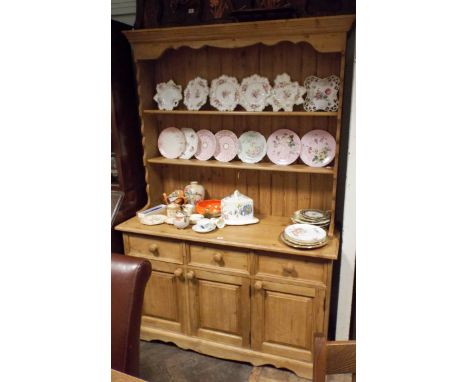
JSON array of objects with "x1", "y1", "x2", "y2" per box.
[
  {"x1": 126, "y1": 234, "x2": 184, "y2": 264},
  {"x1": 189, "y1": 244, "x2": 249, "y2": 274},
  {"x1": 255, "y1": 253, "x2": 327, "y2": 284}
]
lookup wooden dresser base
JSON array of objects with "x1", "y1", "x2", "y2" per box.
[{"x1": 141, "y1": 326, "x2": 313, "y2": 379}]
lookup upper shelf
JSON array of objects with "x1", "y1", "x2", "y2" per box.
[{"x1": 143, "y1": 110, "x2": 338, "y2": 118}]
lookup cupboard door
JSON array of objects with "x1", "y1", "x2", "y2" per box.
[
  {"x1": 251, "y1": 280, "x2": 325, "y2": 362},
  {"x1": 187, "y1": 268, "x2": 250, "y2": 348},
  {"x1": 142, "y1": 268, "x2": 187, "y2": 334}
]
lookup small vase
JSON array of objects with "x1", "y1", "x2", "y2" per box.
[{"x1": 184, "y1": 181, "x2": 205, "y2": 205}]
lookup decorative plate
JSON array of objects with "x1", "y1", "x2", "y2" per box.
[
  {"x1": 140, "y1": 214, "x2": 167, "y2": 225},
  {"x1": 238, "y1": 131, "x2": 267, "y2": 164},
  {"x1": 183, "y1": 77, "x2": 209, "y2": 111},
  {"x1": 280, "y1": 233, "x2": 328, "y2": 249},
  {"x1": 267, "y1": 73, "x2": 306, "y2": 112},
  {"x1": 214, "y1": 130, "x2": 239, "y2": 162},
  {"x1": 210, "y1": 75, "x2": 240, "y2": 111},
  {"x1": 239, "y1": 74, "x2": 271, "y2": 112},
  {"x1": 284, "y1": 223, "x2": 327, "y2": 244},
  {"x1": 303, "y1": 75, "x2": 340, "y2": 112},
  {"x1": 266, "y1": 129, "x2": 301, "y2": 166},
  {"x1": 194, "y1": 129, "x2": 217, "y2": 161},
  {"x1": 153, "y1": 80, "x2": 183, "y2": 110},
  {"x1": 158, "y1": 127, "x2": 186, "y2": 159},
  {"x1": 179, "y1": 127, "x2": 199, "y2": 159},
  {"x1": 300, "y1": 130, "x2": 336, "y2": 167}
]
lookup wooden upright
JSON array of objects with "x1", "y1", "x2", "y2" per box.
[{"x1": 115, "y1": 15, "x2": 355, "y2": 378}]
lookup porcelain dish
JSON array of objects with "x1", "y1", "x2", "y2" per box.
[
  {"x1": 210, "y1": 75, "x2": 240, "y2": 111},
  {"x1": 284, "y1": 223, "x2": 327, "y2": 244},
  {"x1": 267, "y1": 73, "x2": 306, "y2": 112},
  {"x1": 266, "y1": 129, "x2": 301, "y2": 165},
  {"x1": 153, "y1": 80, "x2": 183, "y2": 110},
  {"x1": 179, "y1": 127, "x2": 199, "y2": 159},
  {"x1": 280, "y1": 232, "x2": 328, "y2": 249},
  {"x1": 140, "y1": 214, "x2": 167, "y2": 225},
  {"x1": 238, "y1": 131, "x2": 267, "y2": 163},
  {"x1": 214, "y1": 130, "x2": 239, "y2": 162},
  {"x1": 158, "y1": 127, "x2": 186, "y2": 159},
  {"x1": 221, "y1": 190, "x2": 258, "y2": 225},
  {"x1": 183, "y1": 77, "x2": 209, "y2": 111},
  {"x1": 195, "y1": 129, "x2": 217, "y2": 161},
  {"x1": 300, "y1": 129, "x2": 336, "y2": 167},
  {"x1": 239, "y1": 74, "x2": 271, "y2": 112},
  {"x1": 303, "y1": 75, "x2": 340, "y2": 112}
]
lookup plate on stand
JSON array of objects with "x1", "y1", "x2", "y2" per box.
[
  {"x1": 300, "y1": 130, "x2": 336, "y2": 167},
  {"x1": 238, "y1": 131, "x2": 267, "y2": 163},
  {"x1": 214, "y1": 130, "x2": 239, "y2": 162},
  {"x1": 184, "y1": 77, "x2": 209, "y2": 111},
  {"x1": 266, "y1": 129, "x2": 301, "y2": 165},
  {"x1": 158, "y1": 127, "x2": 186, "y2": 159},
  {"x1": 210, "y1": 75, "x2": 240, "y2": 112},
  {"x1": 179, "y1": 127, "x2": 199, "y2": 159},
  {"x1": 195, "y1": 129, "x2": 217, "y2": 161},
  {"x1": 239, "y1": 74, "x2": 271, "y2": 112}
]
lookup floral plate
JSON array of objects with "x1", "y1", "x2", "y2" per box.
[
  {"x1": 300, "y1": 130, "x2": 336, "y2": 167},
  {"x1": 214, "y1": 130, "x2": 239, "y2": 162},
  {"x1": 280, "y1": 233, "x2": 328, "y2": 249},
  {"x1": 194, "y1": 129, "x2": 217, "y2": 161},
  {"x1": 210, "y1": 75, "x2": 240, "y2": 112},
  {"x1": 183, "y1": 77, "x2": 209, "y2": 111},
  {"x1": 266, "y1": 129, "x2": 301, "y2": 166},
  {"x1": 267, "y1": 73, "x2": 306, "y2": 112},
  {"x1": 179, "y1": 127, "x2": 199, "y2": 159},
  {"x1": 239, "y1": 74, "x2": 271, "y2": 112},
  {"x1": 238, "y1": 131, "x2": 267, "y2": 163},
  {"x1": 303, "y1": 75, "x2": 340, "y2": 112},
  {"x1": 153, "y1": 80, "x2": 183, "y2": 110},
  {"x1": 158, "y1": 127, "x2": 186, "y2": 159},
  {"x1": 284, "y1": 223, "x2": 327, "y2": 244}
]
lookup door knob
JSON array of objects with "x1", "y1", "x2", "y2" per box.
[
  {"x1": 186, "y1": 270, "x2": 195, "y2": 280},
  {"x1": 254, "y1": 281, "x2": 263, "y2": 290},
  {"x1": 213, "y1": 252, "x2": 223, "y2": 262},
  {"x1": 149, "y1": 244, "x2": 159, "y2": 254},
  {"x1": 174, "y1": 268, "x2": 183, "y2": 277},
  {"x1": 283, "y1": 262, "x2": 294, "y2": 273}
]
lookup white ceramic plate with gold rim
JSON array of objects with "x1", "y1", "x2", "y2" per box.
[{"x1": 284, "y1": 223, "x2": 327, "y2": 244}]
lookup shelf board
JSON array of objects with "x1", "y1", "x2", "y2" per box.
[
  {"x1": 115, "y1": 215, "x2": 339, "y2": 260},
  {"x1": 143, "y1": 110, "x2": 338, "y2": 117},
  {"x1": 147, "y1": 157, "x2": 334, "y2": 175}
]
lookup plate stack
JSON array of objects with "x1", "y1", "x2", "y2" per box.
[
  {"x1": 291, "y1": 209, "x2": 330, "y2": 229},
  {"x1": 280, "y1": 223, "x2": 328, "y2": 249}
]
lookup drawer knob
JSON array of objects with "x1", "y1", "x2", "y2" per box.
[
  {"x1": 254, "y1": 281, "x2": 263, "y2": 290},
  {"x1": 174, "y1": 268, "x2": 183, "y2": 277},
  {"x1": 186, "y1": 270, "x2": 195, "y2": 280},
  {"x1": 149, "y1": 244, "x2": 159, "y2": 254},
  {"x1": 283, "y1": 262, "x2": 294, "y2": 273},
  {"x1": 213, "y1": 252, "x2": 223, "y2": 262}
]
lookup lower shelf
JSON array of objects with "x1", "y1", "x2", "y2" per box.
[
  {"x1": 147, "y1": 156, "x2": 335, "y2": 175},
  {"x1": 140, "y1": 326, "x2": 313, "y2": 379}
]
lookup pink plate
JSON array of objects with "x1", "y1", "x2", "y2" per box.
[
  {"x1": 300, "y1": 130, "x2": 336, "y2": 167},
  {"x1": 266, "y1": 129, "x2": 301, "y2": 166},
  {"x1": 214, "y1": 130, "x2": 239, "y2": 162},
  {"x1": 195, "y1": 129, "x2": 217, "y2": 161},
  {"x1": 158, "y1": 127, "x2": 186, "y2": 159}
]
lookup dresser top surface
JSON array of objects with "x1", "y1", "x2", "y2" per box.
[{"x1": 115, "y1": 215, "x2": 339, "y2": 260}]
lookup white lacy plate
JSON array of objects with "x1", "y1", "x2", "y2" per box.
[
  {"x1": 267, "y1": 73, "x2": 306, "y2": 112},
  {"x1": 158, "y1": 127, "x2": 186, "y2": 159},
  {"x1": 210, "y1": 75, "x2": 240, "y2": 112},
  {"x1": 303, "y1": 75, "x2": 340, "y2": 112},
  {"x1": 183, "y1": 77, "x2": 209, "y2": 111},
  {"x1": 239, "y1": 74, "x2": 271, "y2": 112},
  {"x1": 179, "y1": 127, "x2": 199, "y2": 159},
  {"x1": 238, "y1": 131, "x2": 267, "y2": 163},
  {"x1": 284, "y1": 223, "x2": 327, "y2": 244},
  {"x1": 153, "y1": 80, "x2": 183, "y2": 110},
  {"x1": 214, "y1": 130, "x2": 239, "y2": 162}
]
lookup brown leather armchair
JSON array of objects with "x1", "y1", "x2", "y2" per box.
[{"x1": 111, "y1": 253, "x2": 152, "y2": 377}]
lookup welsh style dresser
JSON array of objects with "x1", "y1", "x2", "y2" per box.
[{"x1": 115, "y1": 15, "x2": 355, "y2": 378}]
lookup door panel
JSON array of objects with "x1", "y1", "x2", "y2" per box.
[
  {"x1": 142, "y1": 270, "x2": 186, "y2": 333},
  {"x1": 187, "y1": 268, "x2": 250, "y2": 348},
  {"x1": 252, "y1": 280, "x2": 324, "y2": 362}
]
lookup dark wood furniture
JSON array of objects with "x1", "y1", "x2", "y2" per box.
[{"x1": 111, "y1": 20, "x2": 147, "y2": 253}]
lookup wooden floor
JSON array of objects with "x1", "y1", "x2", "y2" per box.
[{"x1": 139, "y1": 341, "x2": 351, "y2": 382}]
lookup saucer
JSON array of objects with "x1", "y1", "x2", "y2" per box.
[
  {"x1": 224, "y1": 217, "x2": 259, "y2": 226},
  {"x1": 192, "y1": 224, "x2": 216, "y2": 233},
  {"x1": 140, "y1": 214, "x2": 167, "y2": 225}
]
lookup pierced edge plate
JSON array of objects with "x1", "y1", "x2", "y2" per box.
[
  {"x1": 239, "y1": 74, "x2": 271, "y2": 112},
  {"x1": 183, "y1": 77, "x2": 209, "y2": 111},
  {"x1": 209, "y1": 75, "x2": 240, "y2": 112}
]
